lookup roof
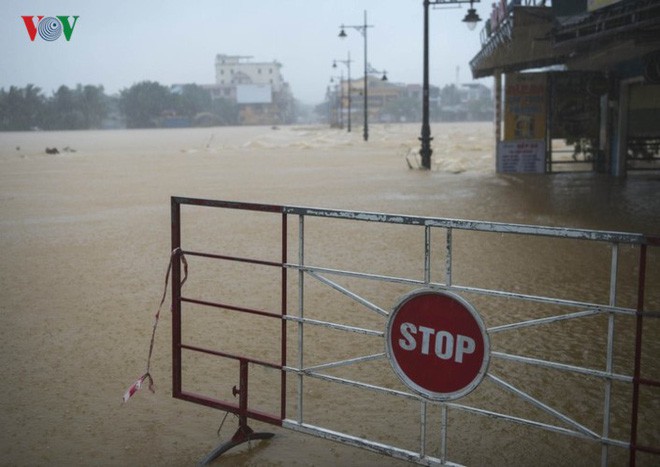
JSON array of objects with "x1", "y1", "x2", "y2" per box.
[
  {"x1": 470, "y1": 6, "x2": 561, "y2": 79},
  {"x1": 469, "y1": 0, "x2": 660, "y2": 79}
]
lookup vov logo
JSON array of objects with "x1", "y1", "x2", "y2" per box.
[{"x1": 22, "y1": 16, "x2": 79, "y2": 42}]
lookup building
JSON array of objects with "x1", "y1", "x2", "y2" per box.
[
  {"x1": 470, "y1": 0, "x2": 660, "y2": 175},
  {"x1": 207, "y1": 54, "x2": 295, "y2": 125},
  {"x1": 324, "y1": 78, "x2": 490, "y2": 125}
]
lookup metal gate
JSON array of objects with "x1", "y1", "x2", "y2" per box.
[{"x1": 170, "y1": 196, "x2": 659, "y2": 466}]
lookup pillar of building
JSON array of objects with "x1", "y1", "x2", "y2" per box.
[
  {"x1": 493, "y1": 70, "x2": 503, "y2": 170},
  {"x1": 613, "y1": 79, "x2": 631, "y2": 177}
]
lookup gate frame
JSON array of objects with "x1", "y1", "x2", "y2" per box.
[{"x1": 170, "y1": 196, "x2": 660, "y2": 466}]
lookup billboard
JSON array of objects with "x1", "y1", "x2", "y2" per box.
[
  {"x1": 236, "y1": 84, "x2": 272, "y2": 104},
  {"x1": 504, "y1": 73, "x2": 547, "y2": 141}
]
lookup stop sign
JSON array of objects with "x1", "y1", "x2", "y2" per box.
[{"x1": 385, "y1": 289, "x2": 490, "y2": 401}]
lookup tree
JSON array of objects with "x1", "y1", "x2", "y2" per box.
[
  {"x1": 46, "y1": 85, "x2": 86, "y2": 130},
  {"x1": 78, "y1": 84, "x2": 107, "y2": 128},
  {"x1": 172, "y1": 84, "x2": 211, "y2": 118},
  {"x1": 0, "y1": 85, "x2": 46, "y2": 130},
  {"x1": 119, "y1": 81, "x2": 172, "y2": 128}
]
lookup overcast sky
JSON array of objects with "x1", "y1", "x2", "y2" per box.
[{"x1": 1, "y1": 0, "x2": 495, "y2": 104}]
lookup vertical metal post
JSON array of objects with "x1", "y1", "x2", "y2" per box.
[
  {"x1": 445, "y1": 228, "x2": 453, "y2": 287},
  {"x1": 629, "y1": 244, "x2": 648, "y2": 467},
  {"x1": 602, "y1": 242, "x2": 618, "y2": 466},
  {"x1": 339, "y1": 71, "x2": 344, "y2": 129},
  {"x1": 547, "y1": 73, "x2": 553, "y2": 173},
  {"x1": 424, "y1": 225, "x2": 432, "y2": 285},
  {"x1": 171, "y1": 198, "x2": 182, "y2": 397},
  {"x1": 297, "y1": 214, "x2": 305, "y2": 423},
  {"x1": 420, "y1": 401, "x2": 427, "y2": 458},
  {"x1": 419, "y1": 0, "x2": 433, "y2": 169},
  {"x1": 440, "y1": 404, "x2": 448, "y2": 463},
  {"x1": 237, "y1": 359, "x2": 249, "y2": 427},
  {"x1": 494, "y1": 70, "x2": 502, "y2": 172},
  {"x1": 363, "y1": 10, "x2": 369, "y2": 142},
  {"x1": 494, "y1": 70, "x2": 502, "y2": 145},
  {"x1": 281, "y1": 212, "x2": 288, "y2": 422},
  {"x1": 347, "y1": 52, "x2": 352, "y2": 133}
]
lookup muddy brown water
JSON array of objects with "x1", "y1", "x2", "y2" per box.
[{"x1": 1, "y1": 123, "x2": 658, "y2": 466}]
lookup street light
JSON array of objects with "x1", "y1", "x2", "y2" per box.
[
  {"x1": 333, "y1": 52, "x2": 353, "y2": 133},
  {"x1": 419, "y1": 0, "x2": 481, "y2": 170},
  {"x1": 367, "y1": 63, "x2": 388, "y2": 82},
  {"x1": 339, "y1": 10, "x2": 373, "y2": 142}
]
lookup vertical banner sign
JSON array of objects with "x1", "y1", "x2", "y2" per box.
[
  {"x1": 504, "y1": 73, "x2": 547, "y2": 141},
  {"x1": 385, "y1": 290, "x2": 490, "y2": 401},
  {"x1": 500, "y1": 73, "x2": 547, "y2": 173}
]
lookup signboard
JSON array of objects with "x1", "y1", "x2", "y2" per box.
[
  {"x1": 588, "y1": 0, "x2": 622, "y2": 12},
  {"x1": 497, "y1": 140, "x2": 546, "y2": 173},
  {"x1": 236, "y1": 84, "x2": 272, "y2": 104},
  {"x1": 385, "y1": 290, "x2": 490, "y2": 401},
  {"x1": 504, "y1": 73, "x2": 547, "y2": 141}
]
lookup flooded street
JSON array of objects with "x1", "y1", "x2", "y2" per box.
[{"x1": 0, "y1": 122, "x2": 658, "y2": 466}]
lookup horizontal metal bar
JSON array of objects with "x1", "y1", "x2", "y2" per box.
[
  {"x1": 182, "y1": 297, "x2": 281, "y2": 319},
  {"x1": 444, "y1": 403, "x2": 629, "y2": 449},
  {"x1": 172, "y1": 196, "x2": 283, "y2": 213},
  {"x1": 449, "y1": 284, "x2": 637, "y2": 316},
  {"x1": 491, "y1": 352, "x2": 633, "y2": 383},
  {"x1": 284, "y1": 315, "x2": 384, "y2": 337},
  {"x1": 173, "y1": 197, "x2": 657, "y2": 245},
  {"x1": 639, "y1": 310, "x2": 660, "y2": 319},
  {"x1": 488, "y1": 373, "x2": 600, "y2": 439},
  {"x1": 302, "y1": 353, "x2": 385, "y2": 373},
  {"x1": 640, "y1": 377, "x2": 660, "y2": 388},
  {"x1": 180, "y1": 343, "x2": 281, "y2": 370},
  {"x1": 288, "y1": 263, "x2": 638, "y2": 316},
  {"x1": 307, "y1": 270, "x2": 390, "y2": 317},
  {"x1": 287, "y1": 263, "x2": 425, "y2": 288},
  {"x1": 175, "y1": 391, "x2": 282, "y2": 426},
  {"x1": 488, "y1": 309, "x2": 606, "y2": 334},
  {"x1": 637, "y1": 443, "x2": 660, "y2": 456},
  {"x1": 282, "y1": 420, "x2": 460, "y2": 467},
  {"x1": 287, "y1": 366, "x2": 632, "y2": 450},
  {"x1": 183, "y1": 249, "x2": 282, "y2": 268},
  {"x1": 283, "y1": 366, "x2": 421, "y2": 402},
  {"x1": 283, "y1": 206, "x2": 649, "y2": 245},
  {"x1": 286, "y1": 368, "x2": 631, "y2": 451}
]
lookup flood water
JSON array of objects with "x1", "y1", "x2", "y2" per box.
[{"x1": 0, "y1": 122, "x2": 658, "y2": 466}]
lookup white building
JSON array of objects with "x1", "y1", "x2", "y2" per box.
[
  {"x1": 213, "y1": 54, "x2": 294, "y2": 125},
  {"x1": 215, "y1": 54, "x2": 286, "y2": 93}
]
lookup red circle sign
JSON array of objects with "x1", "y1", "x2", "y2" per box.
[{"x1": 385, "y1": 289, "x2": 490, "y2": 400}]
